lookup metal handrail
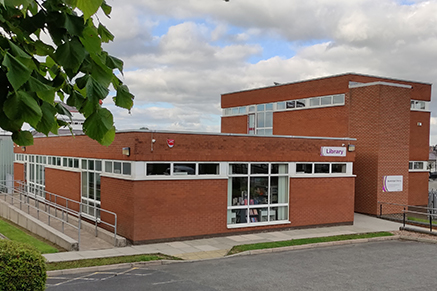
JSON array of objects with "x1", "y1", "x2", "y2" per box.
[{"x1": 0, "y1": 180, "x2": 118, "y2": 247}]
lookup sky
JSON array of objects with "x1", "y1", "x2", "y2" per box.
[{"x1": 97, "y1": 0, "x2": 437, "y2": 144}]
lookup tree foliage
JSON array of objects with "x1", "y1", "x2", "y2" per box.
[{"x1": 0, "y1": 0, "x2": 134, "y2": 146}]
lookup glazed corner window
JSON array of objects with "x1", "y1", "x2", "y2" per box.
[
  {"x1": 174, "y1": 163, "x2": 195, "y2": 175},
  {"x1": 74, "y1": 159, "x2": 79, "y2": 168},
  {"x1": 231, "y1": 108, "x2": 239, "y2": 114},
  {"x1": 286, "y1": 101, "x2": 295, "y2": 109},
  {"x1": 199, "y1": 163, "x2": 220, "y2": 175},
  {"x1": 315, "y1": 164, "x2": 329, "y2": 173},
  {"x1": 122, "y1": 163, "x2": 131, "y2": 175},
  {"x1": 331, "y1": 164, "x2": 346, "y2": 173},
  {"x1": 409, "y1": 162, "x2": 413, "y2": 170},
  {"x1": 95, "y1": 161, "x2": 102, "y2": 172},
  {"x1": 147, "y1": 163, "x2": 170, "y2": 175},
  {"x1": 239, "y1": 106, "x2": 247, "y2": 114},
  {"x1": 296, "y1": 163, "x2": 313, "y2": 174},
  {"x1": 277, "y1": 102, "x2": 285, "y2": 110}
]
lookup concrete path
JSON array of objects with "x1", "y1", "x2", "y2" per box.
[{"x1": 44, "y1": 213, "x2": 401, "y2": 263}]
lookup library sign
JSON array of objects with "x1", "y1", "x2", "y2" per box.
[
  {"x1": 383, "y1": 175, "x2": 403, "y2": 192},
  {"x1": 320, "y1": 147, "x2": 346, "y2": 157}
]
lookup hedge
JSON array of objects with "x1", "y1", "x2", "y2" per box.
[{"x1": 0, "y1": 240, "x2": 47, "y2": 291}]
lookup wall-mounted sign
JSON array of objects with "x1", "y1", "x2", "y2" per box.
[
  {"x1": 167, "y1": 139, "x2": 175, "y2": 148},
  {"x1": 383, "y1": 175, "x2": 403, "y2": 192},
  {"x1": 320, "y1": 147, "x2": 346, "y2": 157}
]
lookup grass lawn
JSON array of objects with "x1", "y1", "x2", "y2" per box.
[
  {"x1": 0, "y1": 217, "x2": 59, "y2": 254},
  {"x1": 407, "y1": 216, "x2": 437, "y2": 225},
  {"x1": 227, "y1": 232, "x2": 394, "y2": 255},
  {"x1": 46, "y1": 254, "x2": 181, "y2": 271}
]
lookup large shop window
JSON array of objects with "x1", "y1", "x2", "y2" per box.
[{"x1": 227, "y1": 163, "x2": 289, "y2": 226}]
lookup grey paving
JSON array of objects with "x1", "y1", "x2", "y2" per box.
[{"x1": 44, "y1": 213, "x2": 401, "y2": 262}]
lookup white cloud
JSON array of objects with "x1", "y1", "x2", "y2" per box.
[{"x1": 98, "y1": 0, "x2": 437, "y2": 143}]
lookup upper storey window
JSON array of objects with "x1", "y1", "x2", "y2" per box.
[{"x1": 410, "y1": 100, "x2": 429, "y2": 111}]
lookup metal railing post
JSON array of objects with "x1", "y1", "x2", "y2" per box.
[
  {"x1": 430, "y1": 210, "x2": 433, "y2": 232},
  {"x1": 380, "y1": 204, "x2": 382, "y2": 217},
  {"x1": 114, "y1": 215, "x2": 117, "y2": 247},
  {"x1": 78, "y1": 213, "x2": 81, "y2": 250},
  {"x1": 403, "y1": 208, "x2": 406, "y2": 228}
]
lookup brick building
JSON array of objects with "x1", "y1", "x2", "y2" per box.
[
  {"x1": 221, "y1": 73, "x2": 431, "y2": 215},
  {"x1": 14, "y1": 131, "x2": 355, "y2": 244}
]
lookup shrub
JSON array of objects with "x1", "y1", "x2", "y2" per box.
[{"x1": 0, "y1": 240, "x2": 47, "y2": 291}]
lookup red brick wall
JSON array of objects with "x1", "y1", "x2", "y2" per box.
[
  {"x1": 409, "y1": 111, "x2": 430, "y2": 161},
  {"x1": 100, "y1": 177, "x2": 135, "y2": 240},
  {"x1": 108, "y1": 177, "x2": 354, "y2": 243},
  {"x1": 14, "y1": 163, "x2": 24, "y2": 182},
  {"x1": 273, "y1": 106, "x2": 349, "y2": 137},
  {"x1": 349, "y1": 85, "x2": 411, "y2": 215},
  {"x1": 221, "y1": 73, "x2": 431, "y2": 108},
  {"x1": 221, "y1": 116, "x2": 247, "y2": 134},
  {"x1": 290, "y1": 177, "x2": 355, "y2": 226},
  {"x1": 408, "y1": 172, "x2": 428, "y2": 206},
  {"x1": 376, "y1": 85, "x2": 410, "y2": 212},
  {"x1": 45, "y1": 168, "x2": 81, "y2": 211},
  {"x1": 19, "y1": 132, "x2": 355, "y2": 164}
]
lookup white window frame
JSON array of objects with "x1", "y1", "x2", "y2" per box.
[
  {"x1": 291, "y1": 162, "x2": 353, "y2": 177},
  {"x1": 410, "y1": 100, "x2": 429, "y2": 111},
  {"x1": 227, "y1": 162, "x2": 290, "y2": 228},
  {"x1": 409, "y1": 161, "x2": 428, "y2": 172}
]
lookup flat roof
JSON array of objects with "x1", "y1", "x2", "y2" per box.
[
  {"x1": 222, "y1": 72, "x2": 432, "y2": 95},
  {"x1": 34, "y1": 128, "x2": 356, "y2": 142}
]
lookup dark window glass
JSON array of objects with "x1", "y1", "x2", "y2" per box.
[
  {"x1": 199, "y1": 163, "x2": 219, "y2": 175},
  {"x1": 122, "y1": 163, "x2": 131, "y2": 175},
  {"x1": 251, "y1": 164, "x2": 268, "y2": 174},
  {"x1": 174, "y1": 163, "x2": 195, "y2": 175},
  {"x1": 331, "y1": 164, "x2": 346, "y2": 173},
  {"x1": 286, "y1": 101, "x2": 295, "y2": 108},
  {"x1": 147, "y1": 163, "x2": 170, "y2": 175},
  {"x1": 230, "y1": 164, "x2": 248, "y2": 175},
  {"x1": 315, "y1": 164, "x2": 329, "y2": 173},
  {"x1": 296, "y1": 164, "x2": 312, "y2": 174}
]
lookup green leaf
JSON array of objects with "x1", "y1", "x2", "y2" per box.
[
  {"x1": 35, "y1": 102, "x2": 57, "y2": 135},
  {"x1": 79, "y1": 24, "x2": 101, "y2": 55},
  {"x1": 64, "y1": 14, "x2": 85, "y2": 36},
  {"x1": 83, "y1": 107, "x2": 115, "y2": 145},
  {"x1": 28, "y1": 76, "x2": 55, "y2": 103},
  {"x1": 55, "y1": 102, "x2": 72, "y2": 121},
  {"x1": 34, "y1": 40, "x2": 55, "y2": 56},
  {"x1": 7, "y1": 40, "x2": 31, "y2": 59},
  {"x1": 54, "y1": 37, "x2": 86, "y2": 73},
  {"x1": 97, "y1": 23, "x2": 114, "y2": 43},
  {"x1": 115, "y1": 84, "x2": 134, "y2": 110},
  {"x1": 106, "y1": 55, "x2": 123, "y2": 73},
  {"x1": 101, "y1": 1, "x2": 112, "y2": 17},
  {"x1": 4, "y1": 91, "x2": 42, "y2": 127},
  {"x1": 78, "y1": 75, "x2": 109, "y2": 103},
  {"x1": 90, "y1": 54, "x2": 112, "y2": 88},
  {"x1": 2, "y1": 52, "x2": 32, "y2": 90},
  {"x1": 77, "y1": 0, "x2": 103, "y2": 20},
  {"x1": 0, "y1": 110, "x2": 22, "y2": 132},
  {"x1": 67, "y1": 90, "x2": 85, "y2": 108},
  {"x1": 12, "y1": 130, "x2": 33, "y2": 146}
]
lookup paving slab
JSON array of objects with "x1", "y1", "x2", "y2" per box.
[{"x1": 44, "y1": 213, "x2": 403, "y2": 264}]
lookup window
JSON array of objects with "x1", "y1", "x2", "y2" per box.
[
  {"x1": 105, "y1": 161, "x2": 112, "y2": 173},
  {"x1": 409, "y1": 161, "x2": 426, "y2": 171},
  {"x1": 321, "y1": 96, "x2": 332, "y2": 105},
  {"x1": 296, "y1": 163, "x2": 313, "y2": 174},
  {"x1": 122, "y1": 162, "x2": 131, "y2": 175},
  {"x1": 332, "y1": 164, "x2": 347, "y2": 173},
  {"x1": 333, "y1": 95, "x2": 344, "y2": 104},
  {"x1": 147, "y1": 163, "x2": 170, "y2": 175},
  {"x1": 174, "y1": 163, "x2": 195, "y2": 175},
  {"x1": 296, "y1": 162, "x2": 350, "y2": 175},
  {"x1": 310, "y1": 97, "x2": 320, "y2": 106},
  {"x1": 315, "y1": 164, "x2": 329, "y2": 173},
  {"x1": 277, "y1": 102, "x2": 285, "y2": 110},
  {"x1": 199, "y1": 163, "x2": 220, "y2": 175},
  {"x1": 114, "y1": 162, "x2": 121, "y2": 174},
  {"x1": 227, "y1": 163, "x2": 289, "y2": 226}
]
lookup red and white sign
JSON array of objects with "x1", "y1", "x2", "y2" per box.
[
  {"x1": 320, "y1": 146, "x2": 346, "y2": 157},
  {"x1": 167, "y1": 139, "x2": 175, "y2": 148}
]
